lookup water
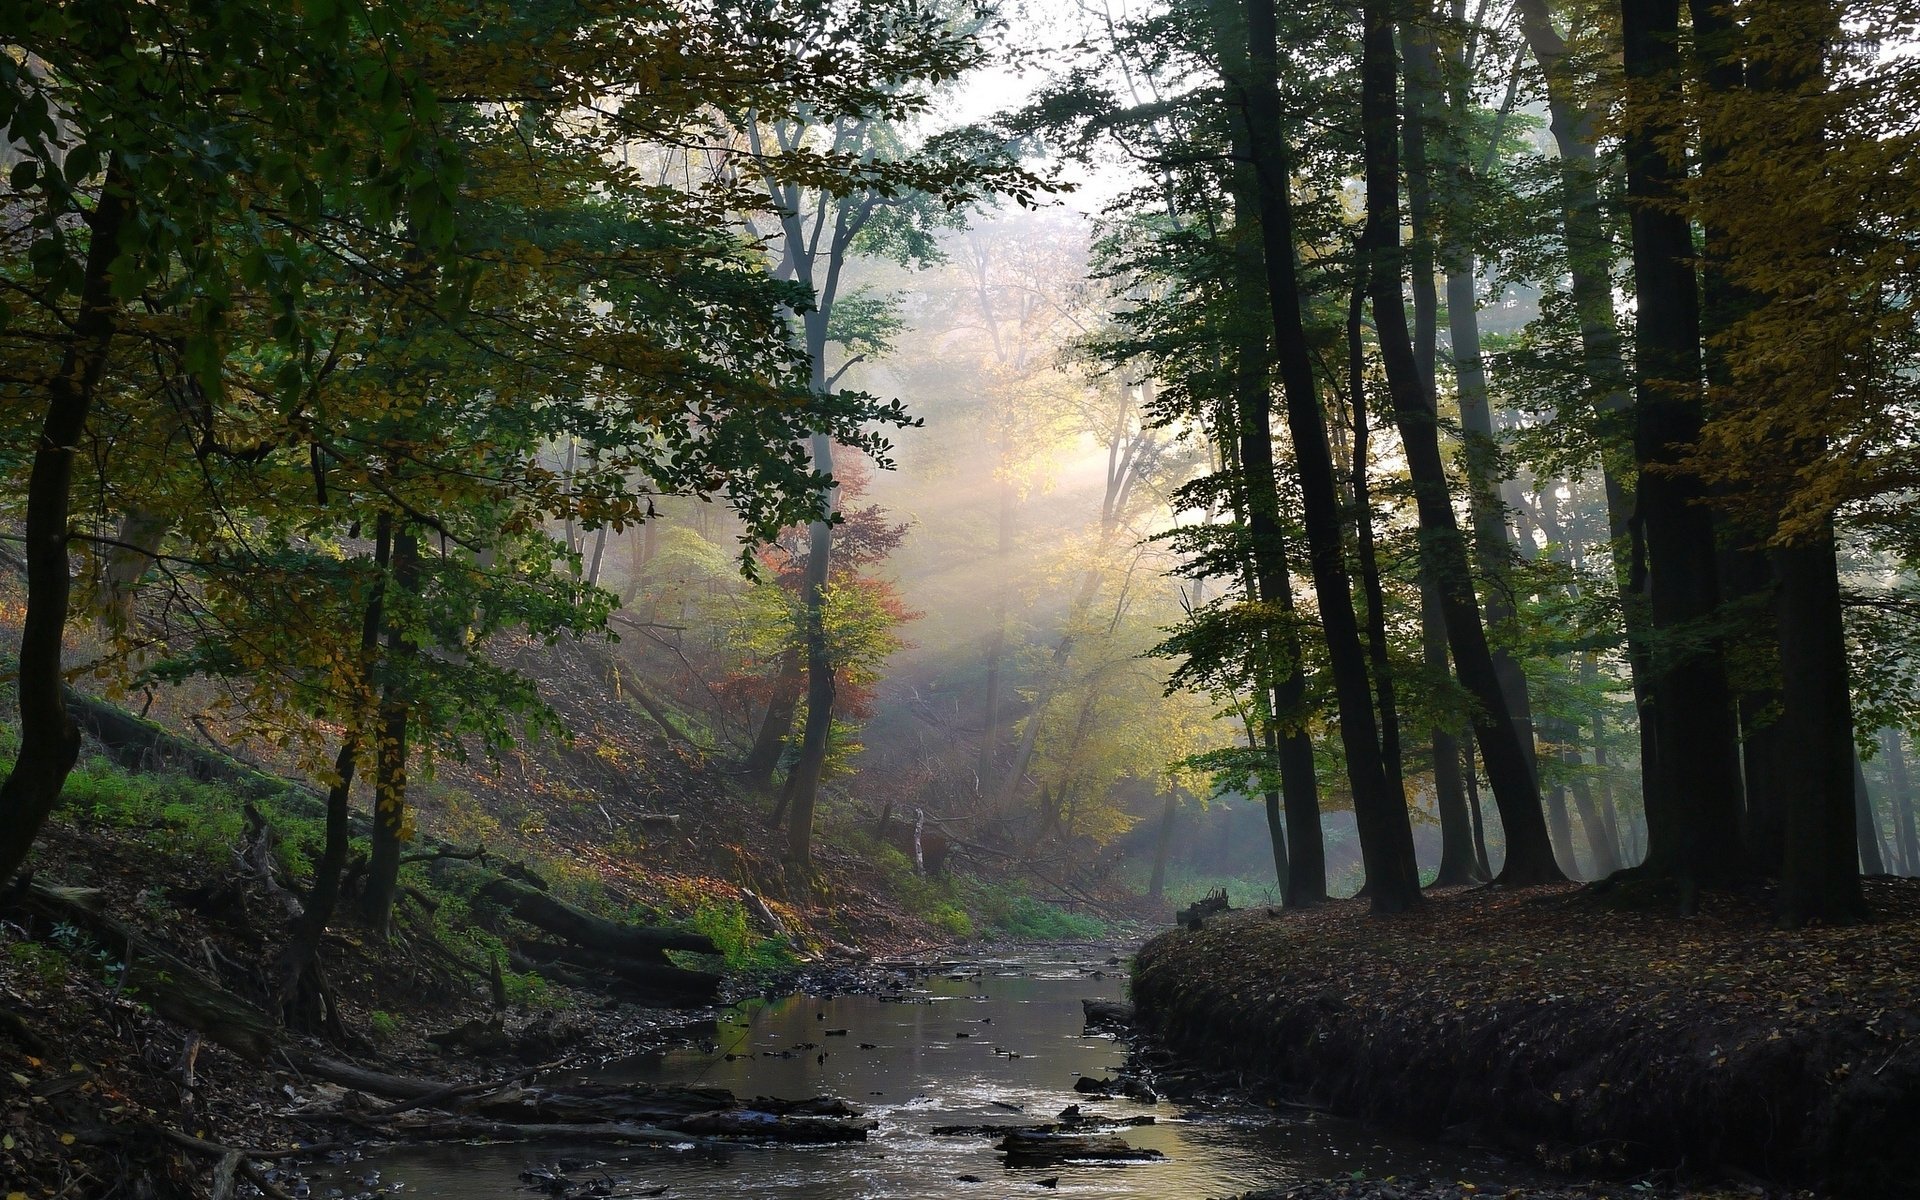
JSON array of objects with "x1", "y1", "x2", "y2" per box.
[{"x1": 354, "y1": 952, "x2": 1475, "y2": 1199}]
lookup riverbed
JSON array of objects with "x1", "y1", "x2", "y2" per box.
[{"x1": 351, "y1": 951, "x2": 1500, "y2": 1199}]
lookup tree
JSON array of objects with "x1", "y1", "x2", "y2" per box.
[{"x1": 0, "y1": 0, "x2": 456, "y2": 887}]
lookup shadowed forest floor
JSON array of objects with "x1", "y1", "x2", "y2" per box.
[{"x1": 1134, "y1": 881, "x2": 1920, "y2": 1198}]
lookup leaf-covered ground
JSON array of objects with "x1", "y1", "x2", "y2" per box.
[{"x1": 1133, "y1": 881, "x2": 1920, "y2": 1198}]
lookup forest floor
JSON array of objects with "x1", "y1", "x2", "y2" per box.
[{"x1": 1131, "y1": 881, "x2": 1920, "y2": 1199}]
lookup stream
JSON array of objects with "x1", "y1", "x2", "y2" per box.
[{"x1": 348, "y1": 950, "x2": 1494, "y2": 1199}]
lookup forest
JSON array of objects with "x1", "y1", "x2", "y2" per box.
[{"x1": 3, "y1": 0, "x2": 1920, "y2": 1197}]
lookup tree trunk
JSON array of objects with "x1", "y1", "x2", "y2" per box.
[
  {"x1": 1773, "y1": 526, "x2": 1865, "y2": 922},
  {"x1": 0, "y1": 157, "x2": 132, "y2": 890},
  {"x1": 1620, "y1": 0, "x2": 1746, "y2": 890},
  {"x1": 1422, "y1": 585, "x2": 1479, "y2": 885},
  {"x1": 1262, "y1": 757, "x2": 1292, "y2": 900},
  {"x1": 1223, "y1": 101, "x2": 1326, "y2": 908},
  {"x1": 1235, "y1": 0, "x2": 1416, "y2": 912},
  {"x1": 1884, "y1": 729, "x2": 1920, "y2": 875},
  {"x1": 1568, "y1": 772, "x2": 1620, "y2": 878},
  {"x1": 743, "y1": 649, "x2": 802, "y2": 790},
  {"x1": 1464, "y1": 741, "x2": 1493, "y2": 878},
  {"x1": 977, "y1": 480, "x2": 1014, "y2": 789},
  {"x1": 1515, "y1": 0, "x2": 1665, "y2": 835},
  {"x1": 361, "y1": 521, "x2": 419, "y2": 934},
  {"x1": 1852, "y1": 752, "x2": 1886, "y2": 877},
  {"x1": 1414, "y1": 12, "x2": 1545, "y2": 798},
  {"x1": 785, "y1": 430, "x2": 837, "y2": 869},
  {"x1": 1346, "y1": 275, "x2": 1408, "y2": 824},
  {"x1": 280, "y1": 517, "x2": 391, "y2": 1016},
  {"x1": 1147, "y1": 792, "x2": 1177, "y2": 901},
  {"x1": 586, "y1": 524, "x2": 609, "y2": 588},
  {"x1": 1360, "y1": 0, "x2": 1553, "y2": 888},
  {"x1": 91, "y1": 509, "x2": 172, "y2": 630},
  {"x1": 1545, "y1": 772, "x2": 1578, "y2": 875}
]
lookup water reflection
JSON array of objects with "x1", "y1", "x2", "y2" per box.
[{"x1": 357, "y1": 953, "x2": 1464, "y2": 1199}]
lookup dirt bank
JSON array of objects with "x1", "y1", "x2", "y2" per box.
[{"x1": 1130, "y1": 882, "x2": 1920, "y2": 1198}]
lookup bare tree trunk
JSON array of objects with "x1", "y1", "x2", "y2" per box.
[
  {"x1": 1235, "y1": 0, "x2": 1417, "y2": 912},
  {"x1": 92, "y1": 509, "x2": 172, "y2": 630},
  {"x1": 1771, "y1": 526, "x2": 1866, "y2": 920},
  {"x1": 0, "y1": 155, "x2": 132, "y2": 889},
  {"x1": 586, "y1": 525, "x2": 609, "y2": 588},
  {"x1": 1515, "y1": 0, "x2": 1664, "y2": 838},
  {"x1": 1621, "y1": 0, "x2": 1747, "y2": 894},
  {"x1": 1361, "y1": 0, "x2": 1553, "y2": 887},
  {"x1": 1346, "y1": 275, "x2": 1407, "y2": 820},
  {"x1": 1224, "y1": 121, "x2": 1325, "y2": 907}
]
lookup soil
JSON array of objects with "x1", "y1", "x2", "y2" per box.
[{"x1": 1128, "y1": 882, "x2": 1920, "y2": 1199}]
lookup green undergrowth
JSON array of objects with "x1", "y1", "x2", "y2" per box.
[
  {"x1": 845, "y1": 832, "x2": 1107, "y2": 942},
  {"x1": 16, "y1": 733, "x2": 733, "y2": 1007},
  {"x1": 685, "y1": 896, "x2": 800, "y2": 981}
]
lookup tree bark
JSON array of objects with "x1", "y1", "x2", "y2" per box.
[
  {"x1": 1237, "y1": 0, "x2": 1417, "y2": 912},
  {"x1": 1515, "y1": 0, "x2": 1665, "y2": 833},
  {"x1": 1360, "y1": 0, "x2": 1554, "y2": 888},
  {"x1": 743, "y1": 649, "x2": 802, "y2": 790},
  {"x1": 1422, "y1": 582, "x2": 1480, "y2": 885},
  {"x1": 0, "y1": 156, "x2": 133, "y2": 890},
  {"x1": 1773, "y1": 526, "x2": 1866, "y2": 921},
  {"x1": 1620, "y1": 0, "x2": 1746, "y2": 889},
  {"x1": 1851, "y1": 751, "x2": 1886, "y2": 877},
  {"x1": 1222, "y1": 102, "x2": 1326, "y2": 907}
]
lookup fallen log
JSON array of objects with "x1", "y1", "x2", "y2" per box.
[
  {"x1": 7, "y1": 883, "x2": 280, "y2": 1060},
  {"x1": 665, "y1": 1111, "x2": 877, "y2": 1142},
  {"x1": 365, "y1": 1079, "x2": 875, "y2": 1144},
  {"x1": 379, "y1": 1114, "x2": 704, "y2": 1146},
  {"x1": 509, "y1": 941, "x2": 720, "y2": 1005},
  {"x1": 432, "y1": 860, "x2": 716, "y2": 963}
]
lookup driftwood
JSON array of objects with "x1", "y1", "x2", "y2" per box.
[
  {"x1": 996, "y1": 1129, "x2": 1164, "y2": 1166},
  {"x1": 310, "y1": 1074, "x2": 876, "y2": 1145}
]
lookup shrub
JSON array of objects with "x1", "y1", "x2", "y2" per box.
[{"x1": 687, "y1": 897, "x2": 797, "y2": 980}]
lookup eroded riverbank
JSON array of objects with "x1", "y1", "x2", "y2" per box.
[{"x1": 1130, "y1": 883, "x2": 1920, "y2": 1198}]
